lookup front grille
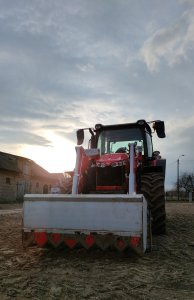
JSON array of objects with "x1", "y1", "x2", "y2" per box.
[{"x1": 96, "y1": 166, "x2": 125, "y2": 186}]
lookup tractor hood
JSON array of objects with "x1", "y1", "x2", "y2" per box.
[{"x1": 96, "y1": 153, "x2": 129, "y2": 168}]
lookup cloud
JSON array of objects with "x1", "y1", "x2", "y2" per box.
[
  {"x1": 0, "y1": 129, "x2": 51, "y2": 146},
  {"x1": 140, "y1": 7, "x2": 194, "y2": 71},
  {"x1": 0, "y1": 0, "x2": 194, "y2": 186}
]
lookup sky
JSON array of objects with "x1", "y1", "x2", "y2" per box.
[{"x1": 0, "y1": 0, "x2": 194, "y2": 190}]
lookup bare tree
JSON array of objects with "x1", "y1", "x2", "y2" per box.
[{"x1": 179, "y1": 172, "x2": 194, "y2": 192}]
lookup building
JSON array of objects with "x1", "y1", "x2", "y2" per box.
[{"x1": 0, "y1": 151, "x2": 63, "y2": 202}]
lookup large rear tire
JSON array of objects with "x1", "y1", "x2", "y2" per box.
[{"x1": 141, "y1": 173, "x2": 166, "y2": 235}]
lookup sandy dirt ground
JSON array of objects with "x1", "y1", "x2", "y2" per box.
[{"x1": 0, "y1": 202, "x2": 194, "y2": 300}]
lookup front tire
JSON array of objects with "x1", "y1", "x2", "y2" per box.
[{"x1": 141, "y1": 173, "x2": 166, "y2": 235}]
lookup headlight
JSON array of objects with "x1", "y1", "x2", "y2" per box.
[
  {"x1": 96, "y1": 162, "x2": 106, "y2": 168},
  {"x1": 111, "y1": 161, "x2": 126, "y2": 167},
  {"x1": 137, "y1": 119, "x2": 145, "y2": 126},
  {"x1": 95, "y1": 123, "x2": 103, "y2": 130}
]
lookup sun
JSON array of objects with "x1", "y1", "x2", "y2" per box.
[{"x1": 21, "y1": 133, "x2": 76, "y2": 173}]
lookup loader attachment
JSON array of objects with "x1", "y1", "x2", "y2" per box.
[{"x1": 22, "y1": 193, "x2": 150, "y2": 254}]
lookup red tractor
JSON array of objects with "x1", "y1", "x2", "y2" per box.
[
  {"x1": 73, "y1": 119, "x2": 166, "y2": 235},
  {"x1": 22, "y1": 119, "x2": 166, "y2": 253}
]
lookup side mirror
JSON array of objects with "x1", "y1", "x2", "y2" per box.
[
  {"x1": 76, "y1": 129, "x2": 84, "y2": 145},
  {"x1": 154, "y1": 121, "x2": 166, "y2": 138}
]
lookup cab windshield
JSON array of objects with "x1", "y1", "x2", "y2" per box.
[{"x1": 97, "y1": 128, "x2": 144, "y2": 155}]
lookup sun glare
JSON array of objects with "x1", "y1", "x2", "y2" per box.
[{"x1": 21, "y1": 133, "x2": 76, "y2": 173}]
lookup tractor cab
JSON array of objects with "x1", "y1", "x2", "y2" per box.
[{"x1": 77, "y1": 119, "x2": 165, "y2": 159}]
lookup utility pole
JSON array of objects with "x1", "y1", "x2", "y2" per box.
[
  {"x1": 177, "y1": 155, "x2": 185, "y2": 201},
  {"x1": 177, "y1": 158, "x2": 180, "y2": 201}
]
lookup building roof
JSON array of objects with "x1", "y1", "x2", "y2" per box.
[
  {"x1": 0, "y1": 152, "x2": 21, "y2": 173},
  {"x1": 0, "y1": 151, "x2": 56, "y2": 180},
  {"x1": 31, "y1": 161, "x2": 54, "y2": 179}
]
